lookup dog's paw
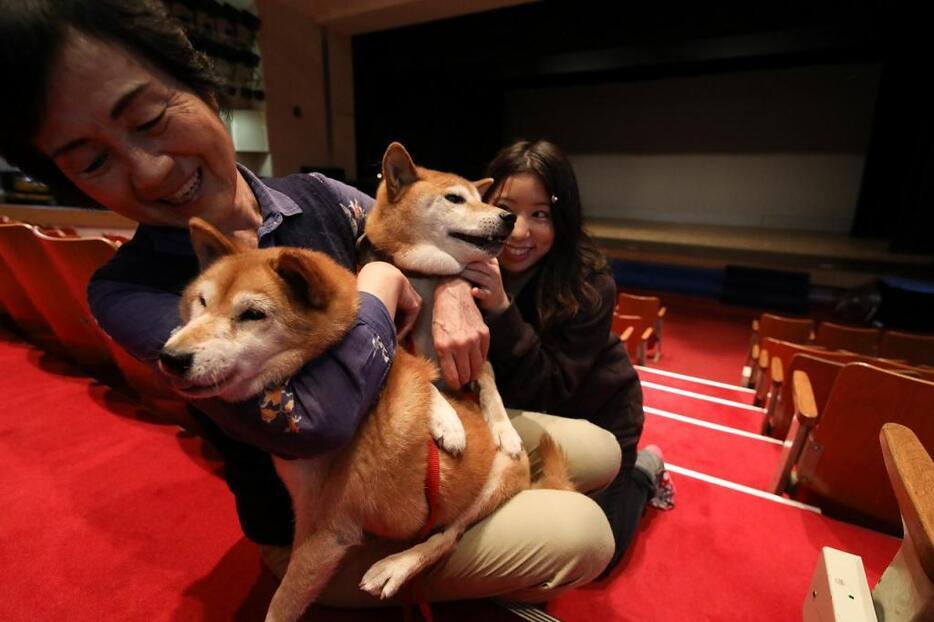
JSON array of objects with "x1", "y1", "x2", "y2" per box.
[
  {"x1": 493, "y1": 421, "x2": 523, "y2": 458},
  {"x1": 359, "y1": 552, "x2": 422, "y2": 600},
  {"x1": 430, "y1": 409, "x2": 466, "y2": 456}
]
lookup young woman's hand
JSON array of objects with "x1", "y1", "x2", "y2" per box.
[
  {"x1": 356, "y1": 262, "x2": 422, "y2": 341},
  {"x1": 462, "y1": 258, "x2": 510, "y2": 315}
]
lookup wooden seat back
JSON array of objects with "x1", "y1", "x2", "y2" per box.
[
  {"x1": 611, "y1": 313, "x2": 652, "y2": 364},
  {"x1": 616, "y1": 292, "x2": 660, "y2": 320},
  {"x1": 40, "y1": 235, "x2": 180, "y2": 402},
  {"x1": 0, "y1": 223, "x2": 112, "y2": 364},
  {"x1": 879, "y1": 330, "x2": 934, "y2": 367},
  {"x1": 763, "y1": 338, "x2": 921, "y2": 437},
  {"x1": 794, "y1": 364, "x2": 934, "y2": 532},
  {"x1": 814, "y1": 322, "x2": 879, "y2": 356},
  {"x1": 1, "y1": 247, "x2": 52, "y2": 335},
  {"x1": 759, "y1": 313, "x2": 814, "y2": 344}
]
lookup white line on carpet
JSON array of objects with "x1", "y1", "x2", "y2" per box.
[
  {"x1": 635, "y1": 365, "x2": 756, "y2": 394},
  {"x1": 665, "y1": 463, "x2": 822, "y2": 513},
  {"x1": 644, "y1": 406, "x2": 782, "y2": 445},
  {"x1": 641, "y1": 380, "x2": 766, "y2": 413}
]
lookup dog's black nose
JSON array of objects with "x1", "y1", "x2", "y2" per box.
[
  {"x1": 499, "y1": 212, "x2": 516, "y2": 226},
  {"x1": 159, "y1": 351, "x2": 194, "y2": 377}
]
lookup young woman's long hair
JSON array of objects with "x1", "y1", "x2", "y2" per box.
[{"x1": 484, "y1": 140, "x2": 609, "y2": 332}]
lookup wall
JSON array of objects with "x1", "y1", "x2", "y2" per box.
[
  {"x1": 255, "y1": 0, "x2": 356, "y2": 179},
  {"x1": 504, "y1": 63, "x2": 881, "y2": 233}
]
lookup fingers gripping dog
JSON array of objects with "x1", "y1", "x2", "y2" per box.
[
  {"x1": 159, "y1": 218, "x2": 574, "y2": 622},
  {"x1": 362, "y1": 142, "x2": 524, "y2": 458}
]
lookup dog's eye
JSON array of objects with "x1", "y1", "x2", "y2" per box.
[
  {"x1": 237, "y1": 309, "x2": 267, "y2": 322},
  {"x1": 198, "y1": 295, "x2": 206, "y2": 307},
  {"x1": 444, "y1": 193, "x2": 465, "y2": 204}
]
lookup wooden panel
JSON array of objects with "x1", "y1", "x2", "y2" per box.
[
  {"x1": 814, "y1": 321, "x2": 880, "y2": 356},
  {"x1": 40, "y1": 236, "x2": 181, "y2": 403},
  {"x1": 879, "y1": 330, "x2": 934, "y2": 367},
  {"x1": 795, "y1": 364, "x2": 934, "y2": 533},
  {"x1": 880, "y1": 423, "x2": 934, "y2": 582},
  {"x1": 0, "y1": 223, "x2": 107, "y2": 361}
]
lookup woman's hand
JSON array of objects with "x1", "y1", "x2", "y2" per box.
[
  {"x1": 433, "y1": 277, "x2": 489, "y2": 388},
  {"x1": 462, "y1": 258, "x2": 510, "y2": 315},
  {"x1": 357, "y1": 262, "x2": 422, "y2": 341}
]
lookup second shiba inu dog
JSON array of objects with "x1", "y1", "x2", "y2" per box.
[
  {"x1": 362, "y1": 142, "x2": 523, "y2": 457},
  {"x1": 158, "y1": 218, "x2": 573, "y2": 622}
]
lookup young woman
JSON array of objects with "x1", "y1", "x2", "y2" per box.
[
  {"x1": 0, "y1": 0, "x2": 620, "y2": 605},
  {"x1": 464, "y1": 140, "x2": 672, "y2": 574}
]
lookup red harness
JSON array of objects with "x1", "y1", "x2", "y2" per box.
[{"x1": 404, "y1": 438, "x2": 441, "y2": 622}]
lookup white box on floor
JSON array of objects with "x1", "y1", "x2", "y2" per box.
[{"x1": 803, "y1": 547, "x2": 877, "y2": 622}]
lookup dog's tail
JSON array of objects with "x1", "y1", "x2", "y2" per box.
[{"x1": 530, "y1": 433, "x2": 576, "y2": 491}]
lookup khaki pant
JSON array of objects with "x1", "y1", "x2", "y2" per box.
[{"x1": 261, "y1": 410, "x2": 621, "y2": 605}]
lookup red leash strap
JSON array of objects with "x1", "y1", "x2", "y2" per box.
[{"x1": 403, "y1": 438, "x2": 441, "y2": 622}]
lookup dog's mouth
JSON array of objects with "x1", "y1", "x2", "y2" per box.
[
  {"x1": 449, "y1": 231, "x2": 509, "y2": 253},
  {"x1": 165, "y1": 371, "x2": 238, "y2": 398}
]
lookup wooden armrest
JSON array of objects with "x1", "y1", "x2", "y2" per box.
[
  {"x1": 619, "y1": 326, "x2": 634, "y2": 341},
  {"x1": 770, "y1": 356, "x2": 784, "y2": 384},
  {"x1": 658, "y1": 307, "x2": 667, "y2": 319},
  {"x1": 792, "y1": 370, "x2": 818, "y2": 425},
  {"x1": 640, "y1": 327, "x2": 654, "y2": 342},
  {"x1": 758, "y1": 348, "x2": 769, "y2": 370},
  {"x1": 752, "y1": 319, "x2": 759, "y2": 332},
  {"x1": 880, "y1": 423, "x2": 934, "y2": 582},
  {"x1": 751, "y1": 343, "x2": 760, "y2": 360}
]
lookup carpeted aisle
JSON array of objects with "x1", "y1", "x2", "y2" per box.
[
  {"x1": 548, "y1": 474, "x2": 899, "y2": 622},
  {"x1": 0, "y1": 329, "x2": 265, "y2": 621}
]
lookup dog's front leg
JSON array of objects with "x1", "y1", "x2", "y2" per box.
[
  {"x1": 265, "y1": 525, "x2": 361, "y2": 622},
  {"x1": 476, "y1": 362, "x2": 522, "y2": 457},
  {"x1": 428, "y1": 383, "x2": 466, "y2": 455}
]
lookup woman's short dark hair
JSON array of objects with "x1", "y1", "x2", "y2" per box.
[
  {"x1": 484, "y1": 139, "x2": 609, "y2": 331},
  {"x1": 0, "y1": 0, "x2": 221, "y2": 202}
]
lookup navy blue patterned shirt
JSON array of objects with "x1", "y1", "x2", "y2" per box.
[{"x1": 87, "y1": 166, "x2": 393, "y2": 459}]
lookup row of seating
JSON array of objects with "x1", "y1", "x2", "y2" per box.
[
  {"x1": 744, "y1": 317, "x2": 934, "y2": 536},
  {"x1": 611, "y1": 292, "x2": 666, "y2": 364},
  {"x1": 0, "y1": 220, "x2": 191, "y2": 427},
  {"x1": 744, "y1": 312, "x2": 934, "y2": 389},
  {"x1": 765, "y1": 359, "x2": 934, "y2": 534}
]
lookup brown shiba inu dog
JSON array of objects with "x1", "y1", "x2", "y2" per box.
[
  {"x1": 363, "y1": 142, "x2": 523, "y2": 458},
  {"x1": 159, "y1": 218, "x2": 573, "y2": 622}
]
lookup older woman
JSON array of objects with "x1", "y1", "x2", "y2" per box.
[{"x1": 0, "y1": 0, "x2": 617, "y2": 607}]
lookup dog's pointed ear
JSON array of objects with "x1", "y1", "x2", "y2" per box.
[
  {"x1": 382, "y1": 142, "x2": 419, "y2": 203},
  {"x1": 273, "y1": 249, "x2": 331, "y2": 310},
  {"x1": 472, "y1": 177, "x2": 495, "y2": 197},
  {"x1": 189, "y1": 217, "x2": 238, "y2": 271}
]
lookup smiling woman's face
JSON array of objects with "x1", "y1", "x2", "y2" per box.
[{"x1": 34, "y1": 31, "x2": 250, "y2": 229}]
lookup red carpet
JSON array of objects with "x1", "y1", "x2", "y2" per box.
[
  {"x1": 0, "y1": 330, "x2": 520, "y2": 622},
  {"x1": 640, "y1": 413, "x2": 783, "y2": 491},
  {"x1": 639, "y1": 298, "x2": 753, "y2": 385},
  {"x1": 641, "y1": 384, "x2": 765, "y2": 434},
  {"x1": 547, "y1": 474, "x2": 899, "y2": 622},
  {"x1": 636, "y1": 366, "x2": 755, "y2": 404}
]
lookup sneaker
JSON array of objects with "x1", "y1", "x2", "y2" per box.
[{"x1": 636, "y1": 444, "x2": 675, "y2": 510}]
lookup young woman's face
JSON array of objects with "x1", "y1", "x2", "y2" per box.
[
  {"x1": 35, "y1": 32, "x2": 248, "y2": 229},
  {"x1": 491, "y1": 173, "x2": 556, "y2": 276}
]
